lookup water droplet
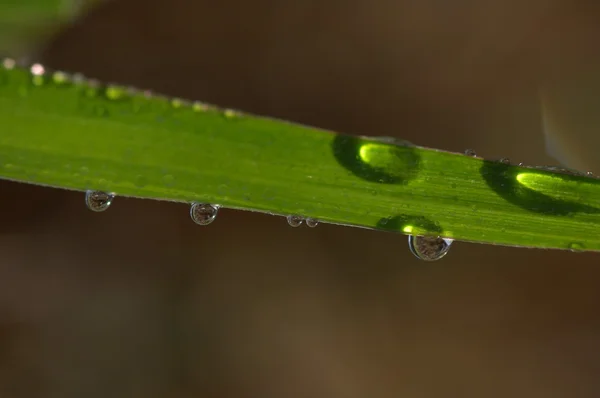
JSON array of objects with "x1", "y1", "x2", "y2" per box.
[
  {"x1": 499, "y1": 157, "x2": 510, "y2": 164},
  {"x1": 85, "y1": 190, "x2": 114, "y2": 212},
  {"x1": 464, "y1": 149, "x2": 477, "y2": 157},
  {"x1": 568, "y1": 242, "x2": 585, "y2": 252},
  {"x1": 190, "y1": 203, "x2": 219, "y2": 225},
  {"x1": 306, "y1": 218, "x2": 319, "y2": 228},
  {"x1": 105, "y1": 85, "x2": 126, "y2": 100},
  {"x1": 52, "y1": 71, "x2": 69, "y2": 84},
  {"x1": 162, "y1": 174, "x2": 175, "y2": 187},
  {"x1": 30, "y1": 63, "x2": 45, "y2": 76},
  {"x1": 586, "y1": 171, "x2": 594, "y2": 177},
  {"x1": 286, "y1": 215, "x2": 304, "y2": 227},
  {"x1": 135, "y1": 174, "x2": 148, "y2": 187},
  {"x1": 171, "y1": 98, "x2": 186, "y2": 108},
  {"x1": 223, "y1": 109, "x2": 238, "y2": 118},
  {"x1": 518, "y1": 162, "x2": 525, "y2": 166},
  {"x1": 192, "y1": 102, "x2": 210, "y2": 112},
  {"x1": 408, "y1": 235, "x2": 453, "y2": 261},
  {"x1": 2, "y1": 58, "x2": 15, "y2": 69}
]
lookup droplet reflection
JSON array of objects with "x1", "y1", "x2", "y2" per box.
[
  {"x1": 190, "y1": 203, "x2": 220, "y2": 225},
  {"x1": 408, "y1": 235, "x2": 453, "y2": 261},
  {"x1": 85, "y1": 190, "x2": 114, "y2": 212},
  {"x1": 286, "y1": 215, "x2": 304, "y2": 227},
  {"x1": 305, "y1": 218, "x2": 319, "y2": 228}
]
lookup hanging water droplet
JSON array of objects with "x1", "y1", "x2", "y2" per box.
[
  {"x1": 85, "y1": 190, "x2": 114, "y2": 212},
  {"x1": 286, "y1": 215, "x2": 304, "y2": 227},
  {"x1": 464, "y1": 149, "x2": 477, "y2": 157},
  {"x1": 190, "y1": 203, "x2": 219, "y2": 225},
  {"x1": 306, "y1": 218, "x2": 319, "y2": 228},
  {"x1": 408, "y1": 235, "x2": 453, "y2": 261},
  {"x1": 567, "y1": 242, "x2": 585, "y2": 252}
]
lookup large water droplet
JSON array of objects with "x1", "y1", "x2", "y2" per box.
[
  {"x1": 408, "y1": 235, "x2": 453, "y2": 261},
  {"x1": 287, "y1": 215, "x2": 304, "y2": 227},
  {"x1": 190, "y1": 203, "x2": 219, "y2": 225},
  {"x1": 305, "y1": 218, "x2": 319, "y2": 228},
  {"x1": 85, "y1": 190, "x2": 114, "y2": 212}
]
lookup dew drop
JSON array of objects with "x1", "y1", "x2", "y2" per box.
[
  {"x1": 287, "y1": 215, "x2": 304, "y2": 227},
  {"x1": 85, "y1": 190, "x2": 114, "y2": 212},
  {"x1": 171, "y1": 98, "x2": 185, "y2": 108},
  {"x1": 190, "y1": 203, "x2": 219, "y2": 225},
  {"x1": 192, "y1": 102, "x2": 209, "y2": 112},
  {"x1": 162, "y1": 174, "x2": 175, "y2": 187},
  {"x1": 2, "y1": 58, "x2": 15, "y2": 69},
  {"x1": 105, "y1": 85, "x2": 126, "y2": 100},
  {"x1": 30, "y1": 63, "x2": 45, "y2": 76},
  {"x1": 135, "y1": 174, "x2": 148, "y2": 187},
  {"x1": 52, "y1": 71, "x2": 69, "y2": 84},
  {"x1": 464, "y1": 149, "x2": 477, "y2": 157},
  {"x1": 223, "y1": 109, "x2": 238, "y2": 118},
  {"x1": 567, "y1": 242, "x2": 585, "y2": 252},
  {"x1": 306, "y1": 218, "x2": 319, "y2": 228},
  {"x1": 499, "y1": 157, "x2": 510, "y2": 164},
  {"x1": 408, "y1": 235, "x2": 453, "y2": 261}
]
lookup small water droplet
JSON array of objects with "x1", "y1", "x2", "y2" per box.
[
  {"x1": 464, "y1": 149, "x2": 477, "y2": 157},
  {"x1": 190, "y1": 203, "x2": 219, "y2": 225},
  {"x1": 499, "y1": 157, "x2": 510, "y2": 164},
  {"x1": 135, "y1": 174, "x2": 148, "y2": 187},
  {"x1": 30, "y1": 63, "x2": 45, "y2": 76},
  {"x1": 568, "y1": 242, "x2": 585, "y2": 252},
  {"x1": 171, "y1": 98, "x2": 185, "y2": 108},
  {"x1": 586, "y1": 171, "x2": 594, "y2": 177},
  {"x1": 2, "y1": 58, "x2": 15, "y2": 69},
  {"x1": 223, "y1": 109, "x2": 238, "y2": 118},
  {"x1": 105, "y1": 85, "x2": 126, "y2": 100},
  {"x1": 162, "y1": 174, "x2": 175, "y2": 187},
  {"x1": 408, "y1": 235, "x2": 453, "y2": 261},
  {"x1": 518, "y1": 162, "x2": 525, "y2": 166},
  {"x1": 85, "y1": 190, "x2": 114, "y2": 212},
  {"x1": 287, "y1": 215, "x2": 304, "y2": 227},
  {"x1": 192, "y1": 102, "x2": 209, "y2": 112},
  {"x1": 52, "y1": 71, "x2": 69, "y2": 84},
  {"x1": 306, "y1": 218, "x2": 319, "y2": 228}
]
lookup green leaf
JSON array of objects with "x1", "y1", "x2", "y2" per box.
[{"x1": 1, "y1": 61, "x2": 599, "y2": 252}]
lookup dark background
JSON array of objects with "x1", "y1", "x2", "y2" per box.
[{"x1": 1, "y1": 0, "x2": 600, "y2": 396}]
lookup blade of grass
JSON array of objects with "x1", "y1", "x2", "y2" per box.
[{"x1": 1, "y1": 61, "x2": 599, "y2": 251}]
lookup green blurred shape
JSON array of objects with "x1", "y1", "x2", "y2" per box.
[{"x1": 0, "y1": 0, "x2": 105, "y2": 56}]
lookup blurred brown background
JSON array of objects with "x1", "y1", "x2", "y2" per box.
[{"x1": 2, "y1": 0, "x2": 600, "y2": 396}]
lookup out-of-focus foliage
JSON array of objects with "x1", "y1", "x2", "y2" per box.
[{"x1": 0, "y1": 0, "x2": 106, "y2": 56}]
